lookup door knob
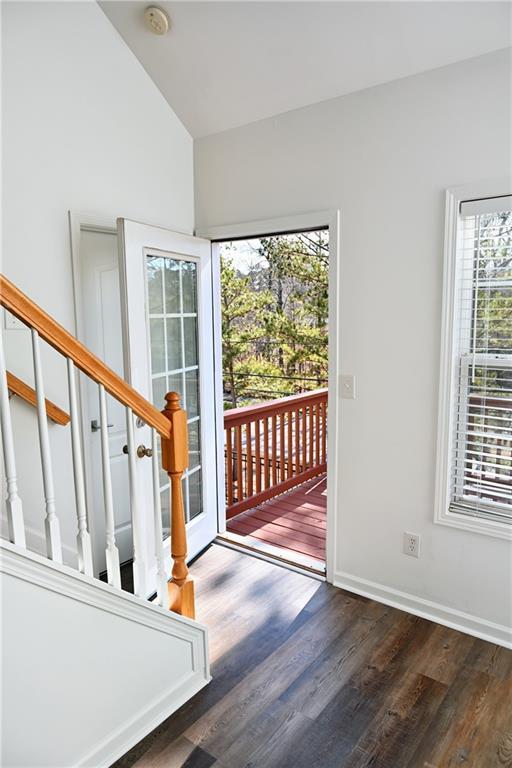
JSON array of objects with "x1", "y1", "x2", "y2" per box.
[{"x1": 122, "y1": 444, "x2": 153, "y2": 459}]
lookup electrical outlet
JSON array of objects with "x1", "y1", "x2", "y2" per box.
[{"x1": 403, "y1": 532, "x2": 420, "y2": 558}]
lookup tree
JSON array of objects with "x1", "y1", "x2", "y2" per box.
[
  {"x1": 220, "y1": 255, "x2": 270, "y2": 407},
  {"x1": 220, "y1": 230, "x2": 329, "y2": 407},
  {"x1": 473, "y1": 211, "x2": 512, "y2": 397}
]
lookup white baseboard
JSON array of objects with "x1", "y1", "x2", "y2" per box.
[{"x1": 333, "y1": 570, "x2": 512, "y2": 649}]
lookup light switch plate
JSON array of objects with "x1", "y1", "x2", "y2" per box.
[
  {"x1": 340, "y1": 374, "x2": 356, "y2": 399},
  {"x1": 4, "y1": 310, "x2": 26, "y2": 331}
]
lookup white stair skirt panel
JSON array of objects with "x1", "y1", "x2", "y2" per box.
[{"x1": 0, "y1": 541, "x2": 210, "y2": 768}]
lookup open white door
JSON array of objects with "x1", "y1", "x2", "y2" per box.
[
  {"x1": 79, "y1": 228, "x2": 133, "y2": 572},
  {"x1": 117, "y1": 219, "x2": 218, "y2": 564}
]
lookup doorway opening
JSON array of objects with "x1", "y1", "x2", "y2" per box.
[
  {"x1": 71, "y1": 212, "x2": 337, "y2": 591},
  {"x1": 216, "y1": 229, "x2": 329, "y2": 574}
]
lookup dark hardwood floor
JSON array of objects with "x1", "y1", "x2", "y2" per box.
[{"x1": 113, "y1": 544, "x2": 512, "y2": 768}]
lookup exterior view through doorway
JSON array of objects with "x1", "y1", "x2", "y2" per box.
[{"x1": 215, "y1": 229, "x2": 329, "y2": 575}]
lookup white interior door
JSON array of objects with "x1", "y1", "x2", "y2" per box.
[
  {"x1": 80, "y1": 228, "x2": 133, "y2": 571},
  {"x1": 117, "y1": 219, "x2": 218, "y2": 563}
]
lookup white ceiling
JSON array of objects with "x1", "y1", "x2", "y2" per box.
[{"x1": 100, "y1": 2, "x2": 510, "y2": 138}]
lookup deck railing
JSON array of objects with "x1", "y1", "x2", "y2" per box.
[
  {"x1": 224, "y1": 388, "x2": 328, "y2": 519},
  {"x1": 462, "y1": 393, "x2": 512, "y2": 505}
]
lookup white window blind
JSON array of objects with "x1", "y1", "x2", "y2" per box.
[{"x1": 450, "y1": 197, "x2": 512, "y2": 523}]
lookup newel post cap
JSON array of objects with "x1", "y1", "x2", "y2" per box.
[{"x1": 161, "y1": 392, "x2": 189, "y2": 474}]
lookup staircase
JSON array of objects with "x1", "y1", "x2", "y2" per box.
[{"x1": 0, "y1": 275, "x2": 210, "y2": 767}]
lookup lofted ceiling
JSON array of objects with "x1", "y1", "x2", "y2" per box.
[{"x1": 100, "y1": 1, "x2": 510, "y2": 138}]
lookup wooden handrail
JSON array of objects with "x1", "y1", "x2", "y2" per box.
[
  {"x1": 0, "y1": 275, "x2": 195, "y2": 618},
  {"x1": 224, "y1": 388, "x2": 328, "y2": 428},
  {"x1": 0, "y1": 275, "x2": 171, "y2": 439},
  {"x1": 224, "y1": 388, "x2": 328, "y2": 518},
  {"x1": 7, "y1": 371, "x2": 70, "y2": 426}
]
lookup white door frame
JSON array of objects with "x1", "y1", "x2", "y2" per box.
[{"x1": 197, "y1": 210, "x2": 340, "y2": 584}]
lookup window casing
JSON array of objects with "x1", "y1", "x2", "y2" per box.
[{"x1": 436, "y1": 183, "x2": 512, "y2": 538}]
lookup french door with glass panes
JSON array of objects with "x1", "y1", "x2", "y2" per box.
[{"x1": 117, "y1": 219, "x2": 217, "y2": 577}]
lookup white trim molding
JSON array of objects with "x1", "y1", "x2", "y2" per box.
[
  {"x1": 197, "y1": 210, "x2": 340, "y2": 584},
  {"x1": 435, "y1": 179, "x2": 512, "y2": 540},
  {"x1": 334, "y1": 569, "x2": 512, "y2": 649},
  {"x1": 0, "y1": 540, "x2": 208, "y2": 643},
  {"x1": 1, "y1": 540, "x2": 211, "y2": 767},
  {"x1": 79, "y1": 672, "x2": 207, "y2": 768}
]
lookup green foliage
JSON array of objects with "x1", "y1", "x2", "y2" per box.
[
  {"x1": 472, "y1": 211, "x2": 512, "y2": 400},
  {"x1": 221, "y1": 231, "x2": 329, "y2": 407},
  {"x1": 475, "y1": 211, "x2": 512, "y2": 355},
  {"x1": 220, "y1": 256, "x2": 271, "y2": 407},
  {"x1": 227, "y1": 359, "x2": 291, "y2": 407}
]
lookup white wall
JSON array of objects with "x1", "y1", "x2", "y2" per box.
[
  {"x1": 1, "y1": 1, "x2": 194, "y2": 562},
  {"x1": 195, "y1": 49, "x2": 512, "y2": 635},
  {"x1": 1, "y1": 542, "x2": 209, "y2": 767}
]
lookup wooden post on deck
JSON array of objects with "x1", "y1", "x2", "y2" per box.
[{"x1": 161, "y1": 392, "x2": 195, "y2": 619}]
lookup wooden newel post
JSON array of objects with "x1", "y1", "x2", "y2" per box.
[{"x1": 162, "y1": 391, "x2": 195, "y2": 619}]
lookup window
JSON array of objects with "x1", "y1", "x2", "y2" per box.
[
  {"x1": 146, "y1": 254, "x2": 203, "y2": 536},
  {"x1": 436, "y1": 184, "x2": 512, "y2": 537}
]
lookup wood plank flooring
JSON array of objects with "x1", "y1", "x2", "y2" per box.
[
  {"x1": 113, "y1": 545, "x2": 512, "y2": 768},
  {"x1": 227, "y1": 474, "x2": 326, "y2": 561}
]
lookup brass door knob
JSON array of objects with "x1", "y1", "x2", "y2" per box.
[{"x1": 122, "y1": 444, "x2": 153, "y2": 458}]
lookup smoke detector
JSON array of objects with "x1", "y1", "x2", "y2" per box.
[{"x1": 144, "y1": 6, "x2": 170, "y2": 35}]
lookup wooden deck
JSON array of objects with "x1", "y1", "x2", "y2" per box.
[{"x1": 226, "y1": 473, "x2": 326, "y2": 563}]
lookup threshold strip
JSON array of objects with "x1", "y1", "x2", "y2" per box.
[{"x1": 215, "y1": 533, "x2": 326, "y2": 580}]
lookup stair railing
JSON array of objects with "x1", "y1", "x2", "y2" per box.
[
  {"x1": 6, "y1": 370, "x2": 70, "y2": 425},
  {"x1": 0, "y1": 275, "x2": 194, "y2": 618}
]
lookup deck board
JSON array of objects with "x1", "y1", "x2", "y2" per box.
[{"x1": 227, "y1": 474, "x2": 326, "y2": 562}]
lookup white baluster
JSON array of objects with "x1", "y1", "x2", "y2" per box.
[
  {"x1": 31, "y1": 330, "x2": 62, "y2": 562},
  {"x1": 151, "y1": 428, "x2": 167, "y2": 607},
  {"x1": 67, "y1": 359, "x2": 93, "y2": 575},
  {"x1": 126, "y1": 406, "x2": 147, "y2": 597},
  {"x1": 99, "y1": 384, "x2": 121, "y2": 589},
  {"x1": 0, "y1": 331, "x2": 26, "y2": 546}
]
